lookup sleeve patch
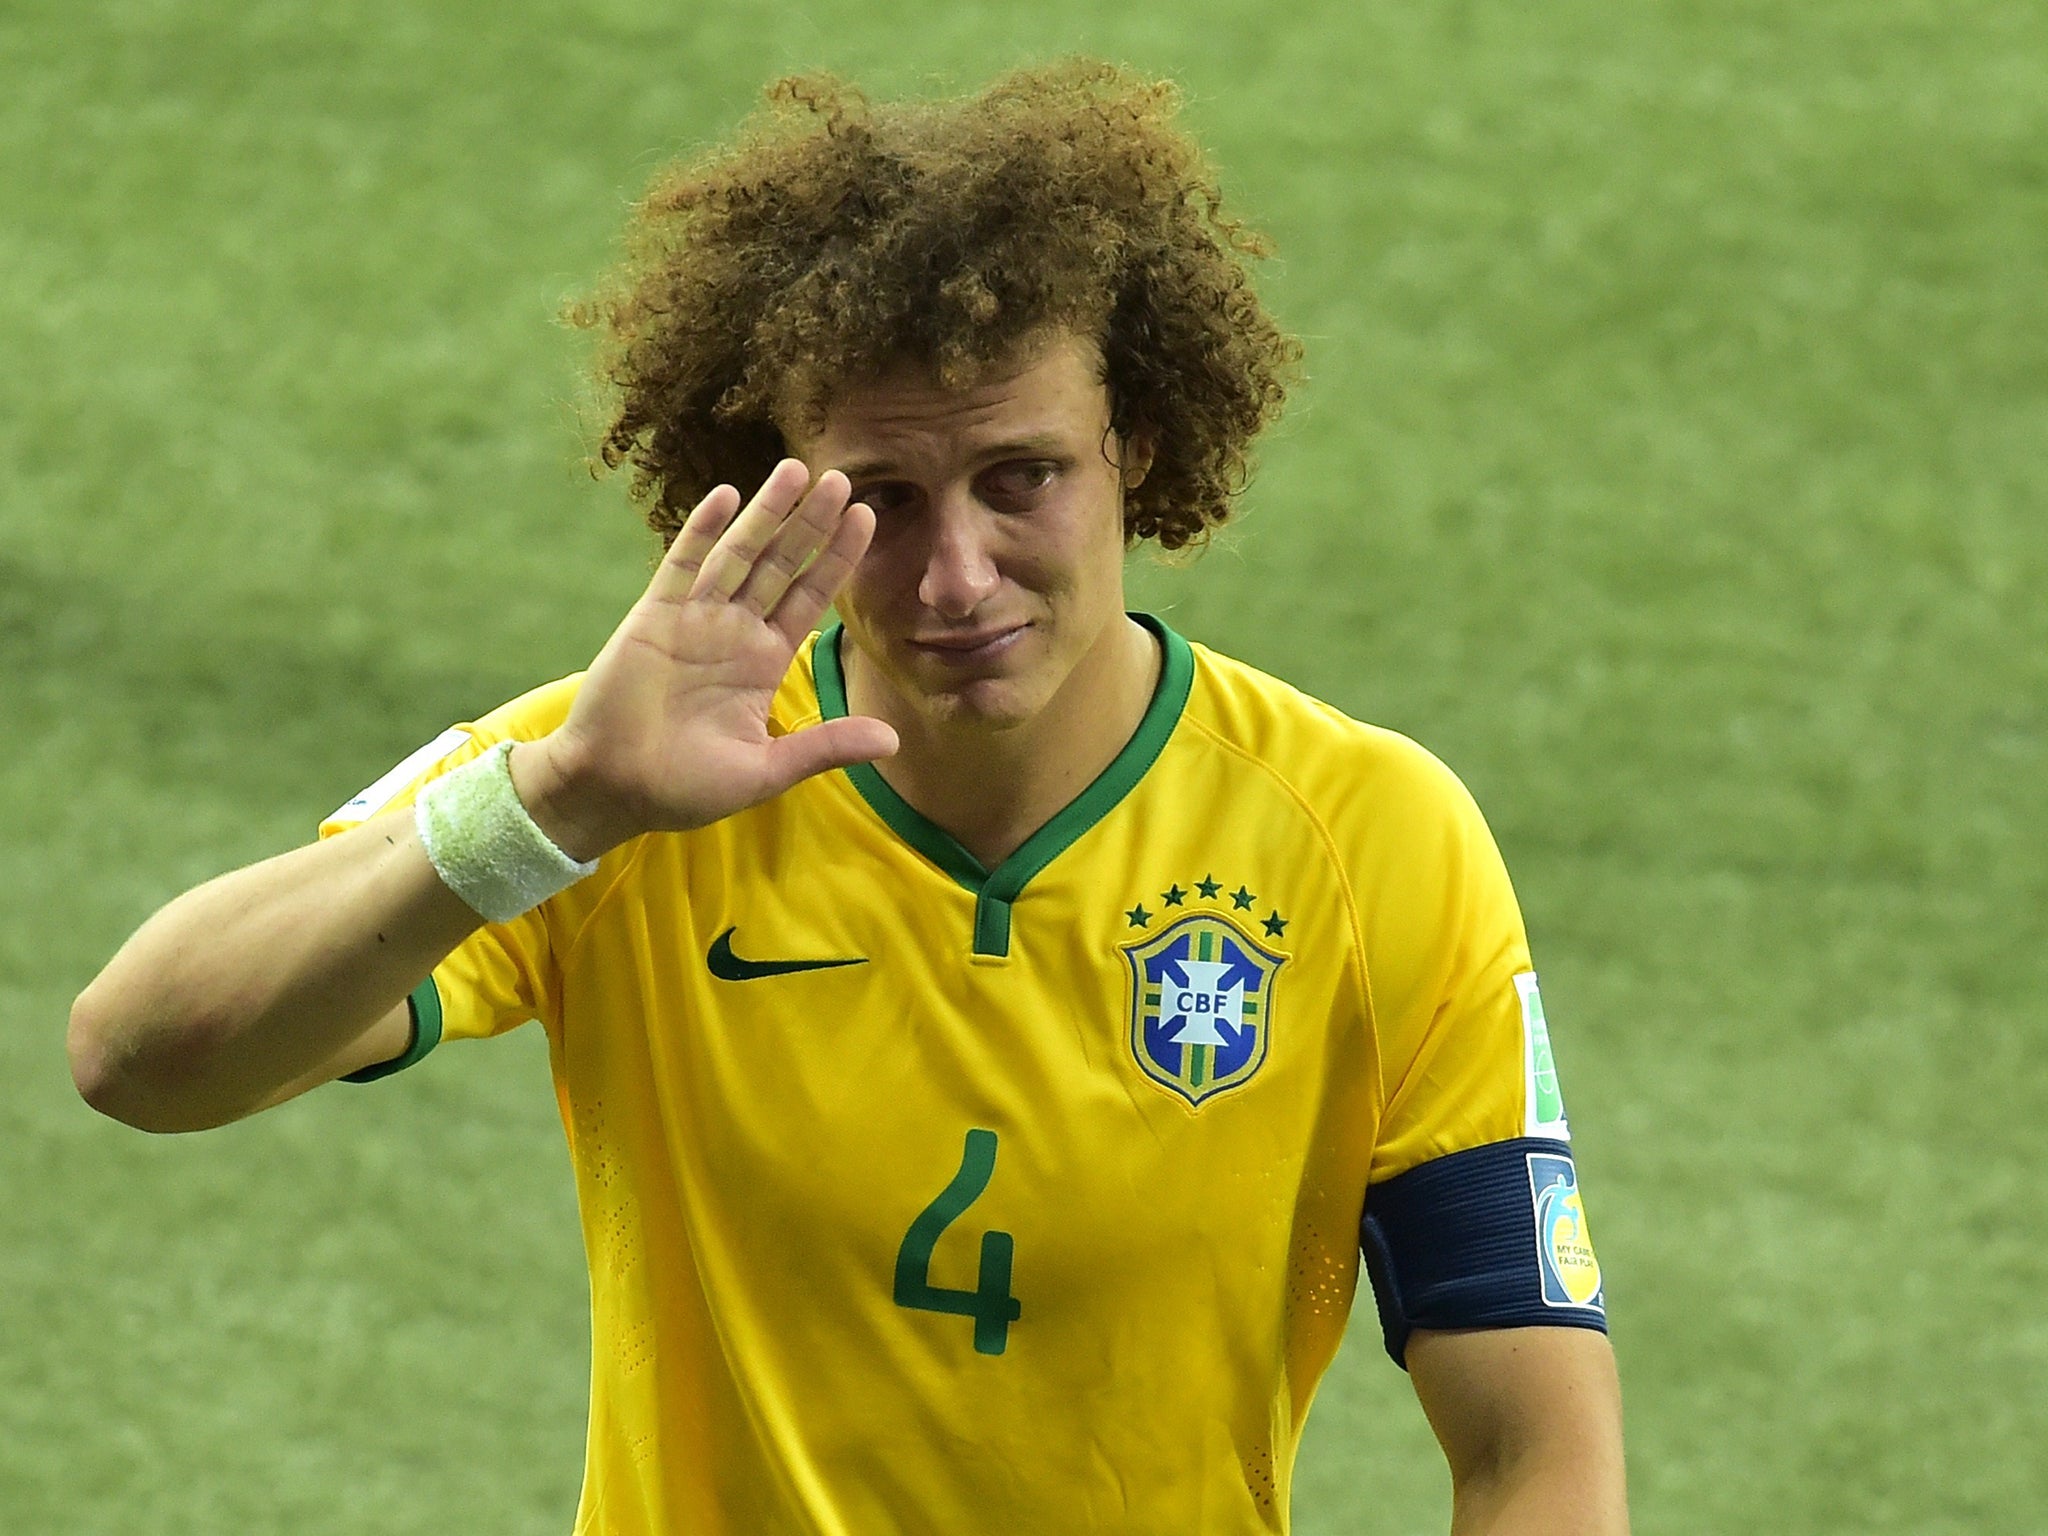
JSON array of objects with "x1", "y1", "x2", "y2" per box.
[
  {"x1": 1360, "y1": 1137, "x2": 1607, "y2": 1368},
  {"x1": 328, "y1": 727, "x2": 473, "y2": 828},
  {"x1": 1516, "y1": 971, "x2": 1570, "y2": 1140},
  {"x1": 1528, "y1": 1150, "x2": 1604, "y2": 1308}
]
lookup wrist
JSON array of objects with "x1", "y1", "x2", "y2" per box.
[
  {"x1": 412, "y1": 742, "x2": 601, "y2": 924},
  {"x1": 507, "y1": 736, "x2": 636, "y2": 865}
]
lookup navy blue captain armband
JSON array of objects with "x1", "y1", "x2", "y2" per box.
[
  {"x1": 1359, "y1": 1138, "x2": 1607, "y2": 1369},
  {"x1": 340, "y1": 977, "x2": 444, "y2": 1084}
]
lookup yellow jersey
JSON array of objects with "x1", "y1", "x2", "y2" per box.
[{"x1": 322, "y1": 616, "x2": 1597, "y2": 1535}]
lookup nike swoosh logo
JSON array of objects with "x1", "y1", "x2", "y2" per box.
[{"x1": 706, "y1": 926, "x2": 868, "y2": 981}]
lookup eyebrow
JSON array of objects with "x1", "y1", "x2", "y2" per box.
[{"x1": 834, "y1": 433, "x2": 1072, "y2": 482}]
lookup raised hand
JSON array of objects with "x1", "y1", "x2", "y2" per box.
[{"x1": 509, "y1": 459, "x2": 897, "y2": 861}]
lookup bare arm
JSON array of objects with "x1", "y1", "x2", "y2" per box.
[
  {"x1": 68, "y1": 809, "x2": 480, "y2": 1132},
  {"x1": 69, "y1": 461, "x2": 895, "y2": 1133},
  {"x1": 1407, "y1": 1327, "x2": 1628, "y2": 1536}
]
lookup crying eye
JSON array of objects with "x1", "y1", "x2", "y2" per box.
[
  {"x1": 980, "y1": 460, "x2": 1058, "y2": 506},
  {"x1": 851, "y1": 482, "x2": 916, "y2": 516}
]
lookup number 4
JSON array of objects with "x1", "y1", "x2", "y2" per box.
[{"x1": 893, "y1": 1129, "x2": 1022, "y2": 1356}]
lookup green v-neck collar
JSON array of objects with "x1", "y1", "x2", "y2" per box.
[{"x1": 812, "y1": 614, "x2": 1194, "y2": 958}]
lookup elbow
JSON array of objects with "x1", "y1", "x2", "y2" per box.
[
  {"x1": 67, "y1": 980, "x2": 129, "y2": 1119},
  {"x1": 67, "y1": 982, "x2": 226, "y2": 1134}
]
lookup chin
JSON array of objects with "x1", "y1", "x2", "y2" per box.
[{"x1": 912, "y1": 672, "x2": 1046, "y2": 733}]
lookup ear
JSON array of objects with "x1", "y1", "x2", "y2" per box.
[{"x1": 1119, "y1": 430, "x2": 1156, "y2": 491}]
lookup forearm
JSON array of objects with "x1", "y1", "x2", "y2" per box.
[
  {"x1": 69, "y1": 465, "x2": 889, "y2": 1133},
  {"x1": 69, "y1": 810, "x2": 481, "y2": 1132}
]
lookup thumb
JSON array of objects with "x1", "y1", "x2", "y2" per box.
[{"x1": 761, "y1": 715, "x2": 900, "y2": 794}]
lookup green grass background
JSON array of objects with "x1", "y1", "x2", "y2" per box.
[{"x1": 5, "y1": 1, "x2": 2045, "y2": 1530}]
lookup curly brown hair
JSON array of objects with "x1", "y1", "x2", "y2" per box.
[{"x1": 573, "y1": 60, "x2": 1301, "y2": 551}]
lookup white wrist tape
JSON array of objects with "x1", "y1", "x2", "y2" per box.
[{"x1": 415, "y1": 741, "x2": 598, "y2": 923}]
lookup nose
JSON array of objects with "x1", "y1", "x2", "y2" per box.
[{"x1": 916, "y1": 497, "x2": 1000, "y2": 619}]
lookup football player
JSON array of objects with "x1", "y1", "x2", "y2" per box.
[{"x1": 70, "y1": 61, "x2": 1626, "y2": 1535}]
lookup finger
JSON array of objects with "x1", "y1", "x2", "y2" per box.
[
  {"x1": 769, "y1": 500, "x2": 875, "y2": 646},
  {"x1": 690, "y1": 458, "x2": 812, "y2": 604},
  {"x1": 731, "y1": 469, "x2": 852, "y2": 618},
  {"x1": 646, "y1": 483, "x2": 743, "y2": 602},
  {"x1": 760, "y1": 715, "x2": 899, "y2": 796}
]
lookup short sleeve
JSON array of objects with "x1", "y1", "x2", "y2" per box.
[
  {"x1": 1348, "y1": 740, "x2": 1540, "y2": 1184},
  {"x1": 1337, "y1": 737, "x2": 1604, "y2": 1362}
]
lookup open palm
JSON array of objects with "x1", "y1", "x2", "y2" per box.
[{"x1": 513, "y1": 459, "x2": 897, "y2": 860}]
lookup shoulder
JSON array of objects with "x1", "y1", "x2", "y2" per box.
[
  {"x1": 319, "y1": 674, "x2": 588, "y2": 836},
  {"x1": 322, "y1": 639, "x2": 825, "y2": 840},
  {"x1": 467, "y1": 673, "x2": 587, "y2": 743},
  {"x1": 1174, "y1": 638, "x2": 1516, "y2": 933},
  {"x1": 1179, "y1": 639, "x2": 1485, "y2": 835}
]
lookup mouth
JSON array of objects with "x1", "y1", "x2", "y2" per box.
[{"x1": 906, "y1": 623, "x2": 1029, "y2": 667}]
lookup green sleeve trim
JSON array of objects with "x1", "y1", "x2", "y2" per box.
[
  {"x1": 340, "y1": 975, "x2": 445, "y2": 1083},
  {"x1": 814, "y1": 616, "x2": 1194, "y2": 957}
]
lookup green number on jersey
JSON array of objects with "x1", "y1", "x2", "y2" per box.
[{"x1": 893, "y1": 1128, "x2": 1021, "y2": 1356}]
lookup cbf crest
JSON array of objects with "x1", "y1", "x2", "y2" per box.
[{"x1": 1122, "y1": 913, "x2": 1285, "y2": 1107}]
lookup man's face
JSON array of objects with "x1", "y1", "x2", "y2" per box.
[{"x1": 791, "y1": 332, "x2": 1143, "y2": 733}]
